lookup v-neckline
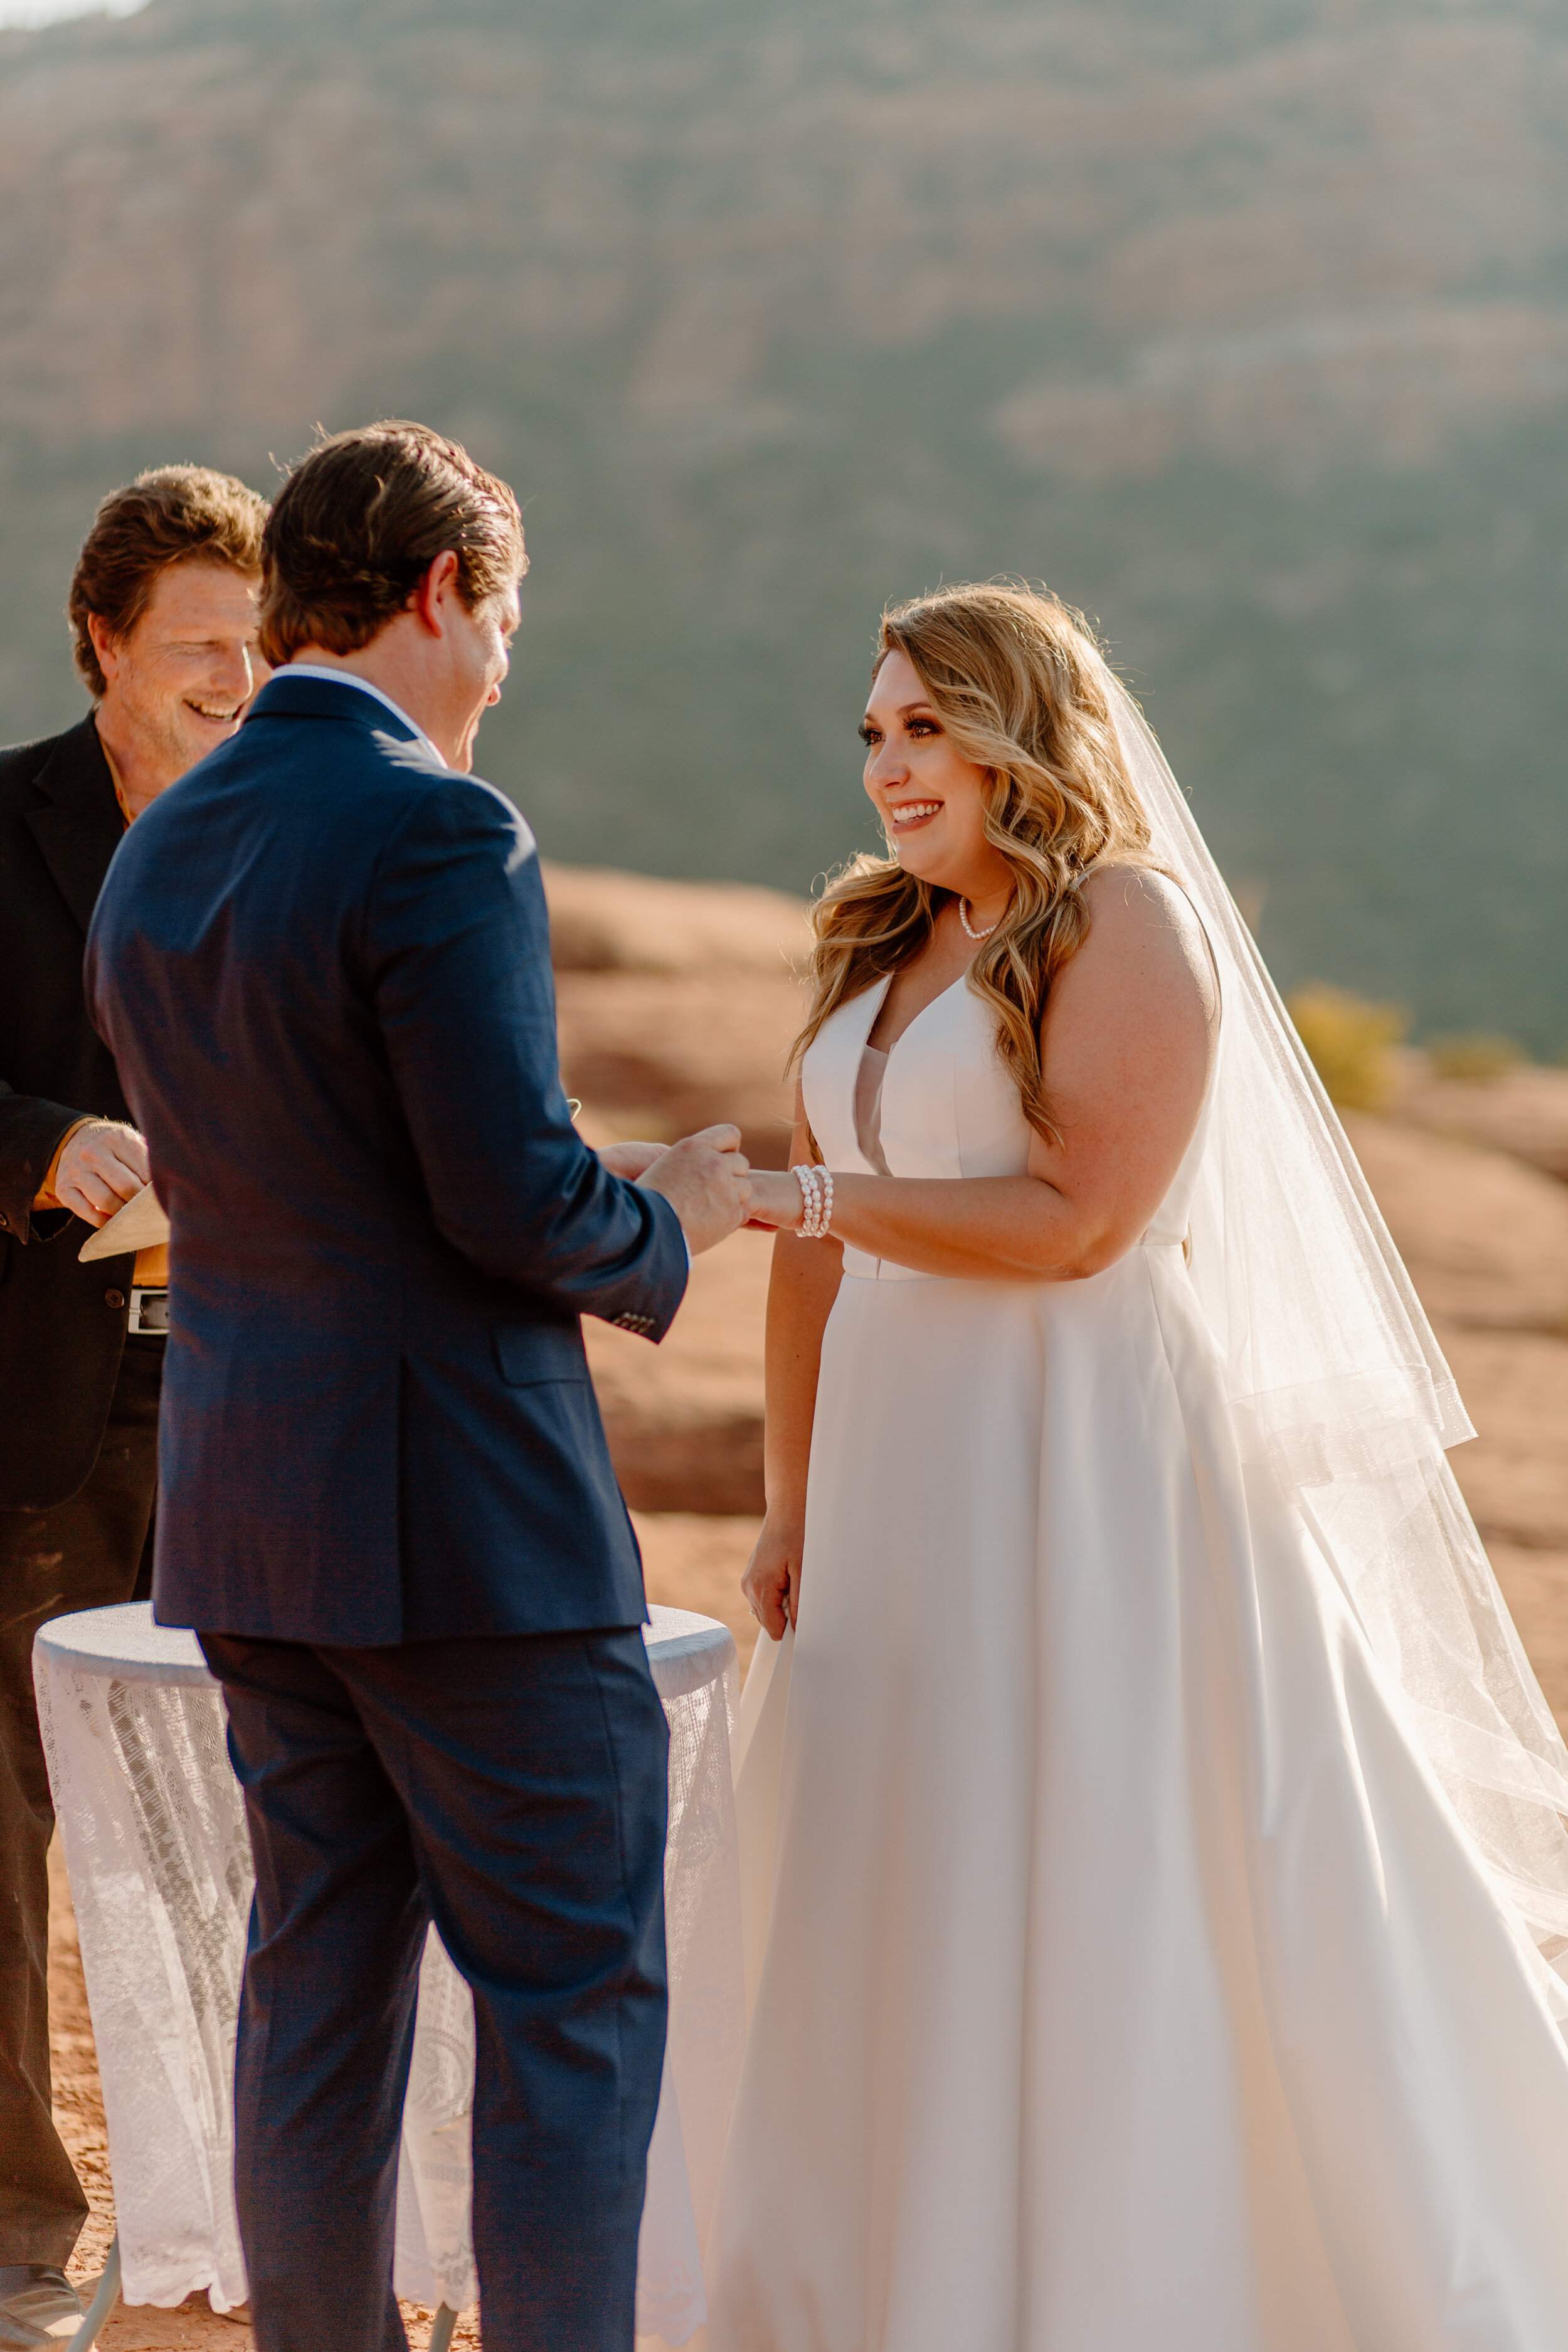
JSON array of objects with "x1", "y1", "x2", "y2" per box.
[{"x1": 864, "y1": 967, "x2": 970, "y2": 1061}]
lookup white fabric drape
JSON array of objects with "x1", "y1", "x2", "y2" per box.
[
  {"x1": 1108, "y1": 677, "x2": 1568, "y2": 1997},
  {"x1": 34, "y1": 1601, "x2": 744, "y2": 2344}
]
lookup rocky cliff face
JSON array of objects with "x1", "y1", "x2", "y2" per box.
[
  {"x1": 4, "y1": 0, "x2": 1565, "y2": 465},
  {"x1": 1, "y1": 0, "x2": 1565, "y2": 1041}
]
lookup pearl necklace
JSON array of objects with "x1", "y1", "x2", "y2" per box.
[{"x1": 958, "y1": 897, "x2": 1002, "y2": 941}]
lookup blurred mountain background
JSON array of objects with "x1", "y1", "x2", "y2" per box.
[{"x1": 1, "y1": 0, "x2": 1565, "y2": 1044}]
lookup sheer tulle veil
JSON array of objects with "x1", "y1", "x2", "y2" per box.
[{"x1": 1106, "y1": 672, "x2": 1568, "y2": 2006}]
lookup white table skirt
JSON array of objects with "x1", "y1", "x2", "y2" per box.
[{"x1": 34, "y1": 1602, "x2": 744, "y2": 2348}]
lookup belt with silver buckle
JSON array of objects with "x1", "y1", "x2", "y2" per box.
[{"x1": 127, "y1": 1287, "x2": 170, "y2": 1338}]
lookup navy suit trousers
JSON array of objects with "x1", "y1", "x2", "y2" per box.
[{"x1": 200, "y1": 1627, "x2": 670, "y2": 2352}]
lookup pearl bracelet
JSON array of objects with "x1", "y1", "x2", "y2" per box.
[{"x1": 791, "y1": 1162, "x2": 835, "y2": 1239}]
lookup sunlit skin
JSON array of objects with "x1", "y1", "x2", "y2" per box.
[
  {"x1": 861, "y1": 647, "x2": 1016, "y2": 978},
  {"x1": 90, "y1": 559, "x2": 268, "y2": 819},
  {"x1": 739, "y1": 649, "x2": 1219, "y2": 1636},
  {"x1": 54, "y1": 561, "x2": 268, "y2": 1225}
]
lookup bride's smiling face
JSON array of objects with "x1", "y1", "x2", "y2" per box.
[{"x1": 860, "y1": 650, "x2": 1000, "y2": 894}]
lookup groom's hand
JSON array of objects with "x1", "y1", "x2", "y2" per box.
[{"x1": 638, "y1": 1124, "x2": 750, "y2": 1256}]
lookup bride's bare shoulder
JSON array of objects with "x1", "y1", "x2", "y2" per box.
[{"x1": 1074, "y1": 864, "x2": 1217, "y2": 1027}]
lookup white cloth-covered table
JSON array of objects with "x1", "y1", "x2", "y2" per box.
[{"x1": 34, "y1": 1601, "x2": 744, "y2": 2346}]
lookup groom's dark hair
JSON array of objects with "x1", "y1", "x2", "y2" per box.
[{"x1": 258, "y1": 421, "x2": 526, "y2": 669}]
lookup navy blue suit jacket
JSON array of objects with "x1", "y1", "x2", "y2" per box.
[{"x1": 85, "y1": 673, "x2": 687, "y2": 1645}]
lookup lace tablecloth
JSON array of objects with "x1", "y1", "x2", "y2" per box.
[{"x1": 34, "y1": 1601, "x2": 744, "y2": 2347}]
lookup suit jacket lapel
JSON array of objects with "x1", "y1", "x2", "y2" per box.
[{"x1": 24, "y1": 716, "x2": 124, "y2": 936}]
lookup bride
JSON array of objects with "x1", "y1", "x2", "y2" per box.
[{"x1": 713, "y1": 582, "x2": 1568, "y2": 2349}]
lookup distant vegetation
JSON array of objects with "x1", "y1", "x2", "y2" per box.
[
  {"x1": 1426, "y1": 1034, "x2": 1526, "y2": 1083},
  {"x1": 1288, "y1": 995, "x2": 1532, "y2": 1107},
  {"x1": 1286, "y1": 987, "x2": 1409, "y2": 1113},
  {"x1": 0, "y1": 0, "x2": 1565, "y2": 1047}
]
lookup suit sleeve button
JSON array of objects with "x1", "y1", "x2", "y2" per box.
[{"x1": 105, "y1": 1289, "x2": 125, "y2": 1310}]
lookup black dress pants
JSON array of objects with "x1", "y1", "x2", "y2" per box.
[
  {"x1": 201, "y1": 1623, "x2": 670, "y2": 2352},
  {"x1": 0, "y1": 1335, "x2": 160, "y2": 2265}
]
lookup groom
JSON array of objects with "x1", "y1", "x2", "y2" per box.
[{"x1": 85, "y1": 422, "x2": 750, "y2": 2352}]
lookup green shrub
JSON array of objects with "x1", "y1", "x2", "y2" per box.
[
  {"x1": 1286, "y1": 986, "x2": 1409, "y2": 1111},
  {"x1": 1426, "y1": 1032, "x2": 1524, "y2": 1081}
]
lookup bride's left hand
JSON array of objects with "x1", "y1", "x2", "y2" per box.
[
  {"x1": 742, "y1": 1508, "x2": 803, "y2": 1638},
  {"x1": 597, "y1": 1140, "x2": 669, "y2": 1180}
]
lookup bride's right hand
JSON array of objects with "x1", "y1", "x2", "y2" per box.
[
  {"x1": 742, "y1": 1510, "x2": 803, "y2": 1640},
  {"x1": 740, "y1": 1169, "x2": 805, "y2": 1231}
]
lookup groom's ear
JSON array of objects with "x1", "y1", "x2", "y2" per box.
[{"x1": 407, "y1": 549, "x2": 464, "y2": 637}]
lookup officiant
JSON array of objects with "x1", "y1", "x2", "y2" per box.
[{"x1": 0, "y1": 465, "x2": 267, "y2": 2346}]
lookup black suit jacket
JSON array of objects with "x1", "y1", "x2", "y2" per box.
[
  {"x1": 87, "y1": 673, "x2": 688, "y2": 1643},
  {"x1": 0, "y1": 714, "x2": 140, "y2": 1509}
]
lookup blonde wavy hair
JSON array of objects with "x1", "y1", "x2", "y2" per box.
[{"x1": 792, "y1": 583, "x2": 1156, "y2": 1142}]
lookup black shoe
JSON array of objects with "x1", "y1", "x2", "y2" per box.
[{"x1": 0, "y1": 2267, "x2": 84, "y2": 2344}]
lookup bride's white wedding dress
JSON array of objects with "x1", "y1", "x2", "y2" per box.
[{"x1": 706, "y1": 927, "x2": 1568, "y2": 2350}]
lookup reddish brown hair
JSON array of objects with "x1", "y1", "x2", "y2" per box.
[
  {"x1": 68, "y1": 466, "x2": 268, "y2": 698},
  {"x1": 258, "y1": 421, "x2": 526, "y2": 667}
]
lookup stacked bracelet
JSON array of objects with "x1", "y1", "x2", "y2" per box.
[{"x1": 791, "y1": 1162, "x2": 835, "y2": 1239}]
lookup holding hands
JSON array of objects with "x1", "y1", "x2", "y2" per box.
[
  {"x1": 596, "y1": 1135, "x2": 819, "y2": 1249},
  {"x1": 601, "y1": 1143, "x2": 818, "y2": 1251},
  {"x1": 603, "y1": 1124, "x2": 753, "y2": 1256},
  {"x1": 739, "y1": 1167, "x2": 817, "y2": 1234}
]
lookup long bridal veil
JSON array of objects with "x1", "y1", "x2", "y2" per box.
[{"x1": 1106, "y1": 673, "x2": 1568, "y2": 2008}]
